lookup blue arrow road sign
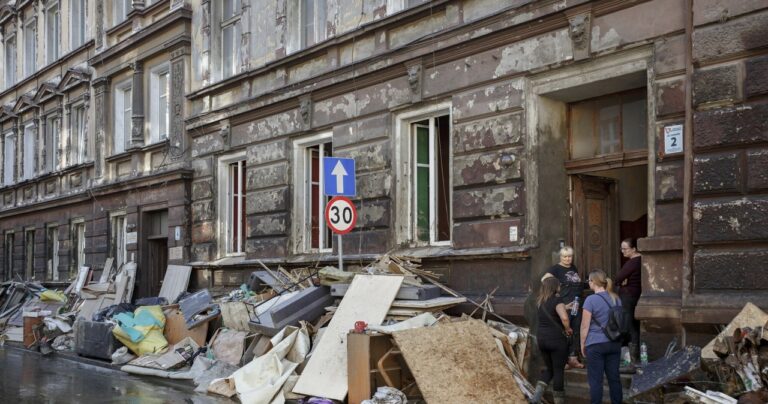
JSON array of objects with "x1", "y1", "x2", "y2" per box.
[{"x1": 323, "y1": 157, "x2": 356, "y2": 196}]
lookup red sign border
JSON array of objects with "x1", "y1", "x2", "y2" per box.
[{"x1": 325, "y1": 196, "x2": 357, "y2": 235}]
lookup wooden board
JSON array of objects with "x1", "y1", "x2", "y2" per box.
[
  {"x1": 220, "y1": 302, "x2": 252, "y2": 332},
  {"x1": 98, "y1": 258, "x2": 115, "y2": 284},
  {"x1": 163, "y1": 307, "x2": 208, "y2": 347},
  {"x1": 158, "y1": 265, "x2": 192, "y2": 303},
  {"x1": 702, "y1": 302, "x2": 768, "y2": 360},
  {"x1": 293, "y1": 275, "x2": 403, "y2": 401},
  {"x1": 390, "y1": 296, "x2": 466, "y2": 309},
  {"x1": 392, "y1": 320, "x2": 526, "y2": 403}
]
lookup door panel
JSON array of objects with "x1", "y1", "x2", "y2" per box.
[{"x1": 572, "y1": 175, "x2": 619, "y2": 278}]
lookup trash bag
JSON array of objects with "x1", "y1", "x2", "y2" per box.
[
  {"x1": 40, "y1": 290, "x2": 67, "y2": 303},
  {"x1": 111, "y1": 346, "x2": 136, "y2": 365},
  {"x1": 361, "y1": 387, "x2": 407, "y2": 404},
  {"x1": 93, "y1": 303, "x2": 136, "y2": 322},
  {"x1": 112, "y1": 305, "x2": 168, "y2": 356},
  {"x1": 135, "y1": 297, "x2": 168, "y2": 307}
]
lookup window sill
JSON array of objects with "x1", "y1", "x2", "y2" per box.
[
  {"x1": 104, "y1": 150, "x2": 134, "y2": 163},
  {"x1": 142, "y1": 139, "x2": 169, "y2": 152}
]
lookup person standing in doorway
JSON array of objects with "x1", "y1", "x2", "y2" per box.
[
  {"x1": 581, "y1": 270, "x2": 623, "y2": 404},
  {"x1": 615, "y1": 238, "x2": 642, "y2": 368},
  {"x1": 542, "y1": 246, "x2": 586, "y2": 369},
  {"x1": 531, "y1": 277, "x2": 572, "y2": 404}
]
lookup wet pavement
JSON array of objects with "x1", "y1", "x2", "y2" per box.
[{"x1": 0, "y1": 346, "x2": 235, "y2": 403}]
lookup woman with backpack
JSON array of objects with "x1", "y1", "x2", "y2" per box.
[
  {"x1": 580, "y1": 270, "x2": 623, "y2": 404},
  {"x1": 531, "y1": 276, "x2": 572, "y2": 404}
]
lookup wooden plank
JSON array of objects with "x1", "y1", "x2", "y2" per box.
[
  {"x1": 702, "y1": 302, "x2": 768, "y2": 360},
  {"x1": 98, "y1": 258, "x2": 114, "y2": 284},
  {"x1": 392, "y1": 320, "x2": 526, "y2": 403},
  {"x1": 293, "y1": 275, "x2": 403, "y2": 401},
  {"x1": 220, "y1": 302, "x2": 252, "y2": 332},
  {"x1": 158, "y1": 265, "x2": 192, "y2": 303},
  {"x1": 163, "y1": 307, "x2": 208, "y2": 347},
  {"x1": 390, "y1": 296, "x2": 466, "y2": 309}
]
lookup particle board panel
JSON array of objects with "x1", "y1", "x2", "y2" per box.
[
  {"x1": 392, "y1": 320, "x2": 526, "y2": 403},
  {"x1": 158, "y1": 265, "x2": 192, "y2": 303},
  {"x1": 292, "y1": 275, "x2": 404, "y2": 401}
]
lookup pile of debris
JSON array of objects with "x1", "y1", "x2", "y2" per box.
[{"x1": 628, "y1": 302, "x2": 768, "y2": 404}]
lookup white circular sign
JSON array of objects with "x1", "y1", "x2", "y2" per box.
[{"x1": 325, "y1": 196, "x2": 357, "y2": 235}]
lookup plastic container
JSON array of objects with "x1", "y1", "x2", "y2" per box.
[{"x1": 640, "y1": 342, "x2": 649, "y2": 366}]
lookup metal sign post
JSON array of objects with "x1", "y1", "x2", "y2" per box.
[
  {"x1": 325, "y1": 197, "x2": 357, "y2": 272},
  {"x1": 323, "y1": 157, "x2": 357, "y2": 272}
]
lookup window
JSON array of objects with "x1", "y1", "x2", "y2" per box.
[
  {"x1": 301, "y1": 0, "x2": 327, "y2": 48},
  {"x1": 24, "y1": 229, "x2": 34, "y2": 279},
  {"x1": 221, "y1": 0, "x2": 241, "y2": 79},
  {"x1": 4, "y1": 35, "x2": 16, "y2": 89},
  {"x1": 114, "y1": 82, "x2": 132, "y2": 154},
  {"x1": 111, "y1": 214, "x2": 127, "y2": 269},
  {"x1": 70, "y1": 104, "x2": 87, "y2": 165},
  {"x1": 22, "y1": 124, "x2": 35, "y2": 180},
  {"x1": 410, "y1": 115, "x2": 451, "y2": 244},
  {"x1": 114, "y1": 0, "x2": 131, "y2": 25},
  {"x1": 387, "y1": 0, "x2": 427, "y2": 14},
  {"x1": 46, "y1": 115, "x2": 60, "y2": 172},
  {"x1": 293, "y1": 134, "x2": 333, "y2": 252},
  {"x1": 569, "y1": 89, "x2": 648, "y2": 159},
  {"x1": 46, "y1": 226, "x2": 59, "y2": 281},
  {"x1": 150, "y1": 65, "x2": 170, "y2": 143},
  {"x1": 72, "y1": 221, "x2": 85, "y2": 277},
  {"x1": 24, "y1": 18, "x2": 36, "y2": 77},
  {"x1": 45, "y1": 1, "x2": 60, "y2": 64},
  {"x1": 70, "y1": 0, "x2": 86, "y2": 49},
  {"x1": 4, "y1": 232, "x2": 13, "y2": 281},
  {"x1": 217, "y1": 153, "x2": 246, "y2": 256},
  {"x1": 3, "y1": 132, "x2": 14, "y2": 185}
]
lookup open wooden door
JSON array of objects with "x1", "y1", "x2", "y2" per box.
[{"x1": 572, "y1": 175, "x2": 619, "y2": 278}]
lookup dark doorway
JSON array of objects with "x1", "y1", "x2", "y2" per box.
[
  {"x1": 572, "y1": 175, "x2": 619, "y2": 278},
  {"x1": 139, "y1": 210, "x2": 168, "y2": 298}
]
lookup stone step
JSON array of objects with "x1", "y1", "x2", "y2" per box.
[{"x1": 562, "y1": 369, "x2": 635, "y2": 403}]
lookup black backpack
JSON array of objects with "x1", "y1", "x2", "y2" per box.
[{"x1": 591, "y1": 293, "x2": 630, "y2": 342}]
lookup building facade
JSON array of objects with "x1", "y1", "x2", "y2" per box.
[
  {"x1": 184, "y1": 0, "x2": 768, "y2": 351},
  {"x1": 0, "y1": 0, "x2": 193, "y2": 299}
]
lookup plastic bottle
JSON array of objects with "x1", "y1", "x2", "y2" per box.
[
  {"x1": 640, "y1": 342, "x2": 649, "y2": 366},
  {"x1": 570, "y1": 296, "x2": 580, "y2": 316}
]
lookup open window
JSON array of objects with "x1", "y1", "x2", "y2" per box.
[
  {"x1": 410, "y1": 115, "x2": 451, "y2": 244},
  {"x1": 217, "y1": 152, "x2": 247, "y2": 256},
  {"x1": 293, "y1": 133, "x2": 333, "y2": 253}
]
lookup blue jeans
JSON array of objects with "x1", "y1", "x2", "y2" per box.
[{"x1": 586, "y1": 341, "x2": 622, "y2": 404}]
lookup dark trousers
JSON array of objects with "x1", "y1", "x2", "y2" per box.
[
  {"x1": 538, "y1": 336, "x2": 569, "y2": 392},
  {"x1": 569, "y1": 310, "x2": 582, "y2": 357},
  {"x1": 586, "y1": 341, "x2": 623, "y2": 404},
  {"x1": 620, "y1": 294, "x2": 641, "y2": 348}
]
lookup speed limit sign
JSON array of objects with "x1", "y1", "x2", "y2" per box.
[{"x1": 325, "y1": 196, "x2": 357, "y2": 235}]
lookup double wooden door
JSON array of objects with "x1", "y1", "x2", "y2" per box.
[{"x1": 571, "y1": 175, "x2": 619, "y2": 278}]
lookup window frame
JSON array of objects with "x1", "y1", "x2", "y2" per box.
[
  {"x1": 113, "y1": 80, "x2": 132, "y2": 155},
  {"x1": 70, "y1": 0, "x2": 86, "y2": 49},
  {"x1": 70, "y1": 102, "x2": 87, "y2": 165},
  {"x1": 3, "y1": 131, "x2": 15, "y2": 185},
  {"x1": 114, "y1": 0, "x2": 131, "y2": 26},
  {"x1": 45, "y1": 0, "x2": 60, "y2": 64},
  {"x1": 394, "y1": 102, "x2": 453, "y2": 246},
  {"x1": 24, "y1": 228, "x2": 34, "y2": 279},
  {"x1": 23, "y1": 17, "x2": 36, "y2": 77},
  {"x1": 46, "y1": 224, "x2": 59, "y2": 281},
  {"x1": 45, "y1": 114, "x2": 60, "y2": 173},
  {"x1": 220, "y1": 0, "x2": 241, "y2": 80},
  {"x1": 22, "y1": 123, "x2": 35, "y2": 181},
  {"x1": 4, "y1": 34, "x2": 16, "y2": 89},
  {"x1": 149, "y1": 63, "x2": 170, "y2": 143},
  {"x1": 110, "y1": 212, "x2": 127, "y2": 270},
  {"x1": 217, "y1": 151, "x2": 247, "y2": 257},
  {"x1": 71, "y1": 219, "x2": 86, "y2": 277},
  {"x1": 292, "y1": 132, "x2": 333, "y2": 253},
  {"x1": 3, "y1": 231, "x2": 13, "y2": 282}
]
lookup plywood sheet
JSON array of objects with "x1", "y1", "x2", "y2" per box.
[
  {"x1": 390, "y1": 296, "x2": 466, "y2": 309},
  {"x1": 292, "y1": 275, "x2": 403, "y2": 400},
  {"x1": 158, "y1": 265, "x2": 192, "y2": 303},
  {"x1": 221, "y1": 302, "x2": 252, "y2": 332},
  {"x1": 392, "y1": 320, "x2": 526, "y2": 403},
  {"x1": 164, "y1": 307, "x2": 208, "y2": 347},
  {"x1": 702, "y1": 302, "x2": 768, "y2": 359}
]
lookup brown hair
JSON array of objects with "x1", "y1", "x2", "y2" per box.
[
  {"x1": 588, "y1": 270, "x2": 618, "y2": 303},
  {"x1": 537, "y1": 277, "x2": 560, "y2": 308}
]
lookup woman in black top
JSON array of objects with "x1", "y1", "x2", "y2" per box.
[
  {"x1": 542, "y1": 246, "x2": 586, "y2": 369},
  {"x1": 615, "y1": 238, "x2": 642, "y2": 366},
  {"x1": 532, "y1": 277, "x2": 572, "y2": 404}
]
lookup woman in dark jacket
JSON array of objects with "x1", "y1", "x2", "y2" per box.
[
  {"x1": 531, "y1": 277, "x2": 572, "y2": 404},
  {"x1": 615, "y1": 238, "x2": 642, "y2": 366}
]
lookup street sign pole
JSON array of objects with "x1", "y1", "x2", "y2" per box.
[
  {"x1": 337, "y1": 234, "x2": 343, "y2": 272},
  {"x1": 323, "y1": 157, "x2": 356, "y2": 272}
]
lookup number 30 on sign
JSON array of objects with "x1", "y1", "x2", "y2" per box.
[{"x1": 325, "y1": 196, "x2": 357, "y2": 235}]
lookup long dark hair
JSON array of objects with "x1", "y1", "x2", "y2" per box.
[{"x1": 537, "y1": 277, "x2": 560, "y2": 308}]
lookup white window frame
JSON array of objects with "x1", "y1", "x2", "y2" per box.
[
  {"x1": 46, "y1": 224, "x2": 59, "y2": 281},
  {"x1": 149, "y1": 63, "x2": 170, "y2": 143},
  {"x1": 113, "y1": 80, "x2": 132, "y2": 154},
  {"x1": 220, "y1": 0, "x2": 241, "y2": 80},
  {"x1": 287, "y1": 0, "x2": 327, "y2": 54},
  {"x1": 110, "y1": 212, "x2": 127, "y2": 270},
  {"x1": 394, "y1": 102, "x2": 453, "y2": 246},
  {"x1": 22, "y1": 123, "x2": 35, "y2": 181},
  {"x1": 46, "y1": 114, "x2": 60, "y2": 172},
  {"x1": 3, "y1": 131, "x2": 14, "y2": 185},
  {"x1": 292, "y1": 132, "x2": 333, "y2": 253},
  {"x1": 71, "y1": 219, "x2": 85, "y2": 276},
  {"x1": 23, "y1": 18, "x2": 36, "y2": 77},
  {"x1": 4, "y1": 34, "x2": 16, "y2": 90},
  {"x1": 217, "y1": 151, "x2": 247, "y2": 257},
  {"x1": 114, "y1": 0, "x2": 131, "y2": 26},
  {"x1": 70, "y1": 103, "x2": 87, "y2": 165},
  {"x1": 45, "y1": 1, "x2": 59, "y2": 64},
  {"x1": 70, "y1": 0, "x2": 86, "y2": 49}
]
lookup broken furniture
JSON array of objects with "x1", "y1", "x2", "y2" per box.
[
  {"x1": 249, "y1": 286, "x2": 332, "y2": 336},
  {"x1": 158, "y1": 265, "x2": 192, "y2": 303},
  {"x1": 74, "y1": 320, "x2": 122, "y2": 360},
  {"x1": 179, "y1": 289, "x2": 220, "y2": 329},
  {"x1": 347, "y1": 332, "x2": 413, "y2": 404},
  {"x1": 629, "y1": 345, "x2": 702, "y2": 398},
  {"x1": 163, "y1": 305, "x2": 209, "y2": 347}
]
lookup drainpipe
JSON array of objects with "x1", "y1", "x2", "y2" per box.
[{"x1": 681, "y1": 0, "x2": 694, "y2": 346}]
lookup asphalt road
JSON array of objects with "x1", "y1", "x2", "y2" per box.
[{"x1": 0, "y1": 346, "x2": 234, "y2": 403}]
